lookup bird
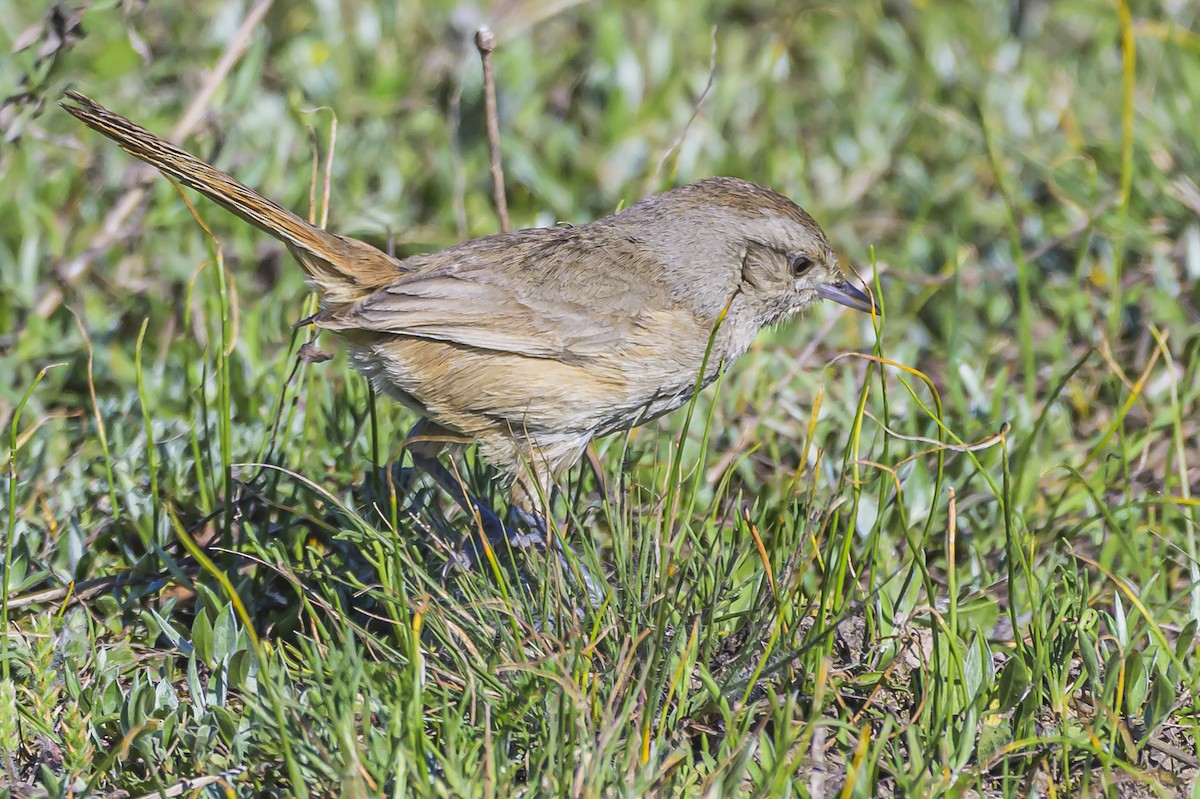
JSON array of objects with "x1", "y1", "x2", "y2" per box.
[{"x1": 61, "y1": 90, "x2": 876, "y2": 552}]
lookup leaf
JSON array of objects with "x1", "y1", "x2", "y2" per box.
[
  {"x1": 228, "y1": 649, "x2": 251, "y2": 691},
  {"x1": 192, "y1": 609, "x2": 213, "y2": 665},
  {"x1": 150, "y1": 608, "x2": 194, "y2": 655},
  {"x1": 1102, "y1": 650, "x2": 1124, "y2": 710},
  {"x1": 10, "y1": 3, "x2": 86, "y2": 66},
  {"x1": 213, "y1": 659, "x2": 229, "y2": 707},
  {"x1": 154, "y1": 679, "x2": 179, "y2": 714},
  {"x1": 62, "y1": 668, "x2": 82, "y2": 702},
  {"x1": 1172, "y1": 620, "x2": 1196, "y2": 683},
  {"x1": 952, "y1": 705, "x2": 979, "y2": 771},
  {"x1": 976, "y1": 717, "x2": 1011, "y2": 766},
  {"x1": 1123, "y1": 651, "x2": 1148, "y2": 716},
  {"x1": 1078, "y1": 631, "x2": 1100, "y2": 685},
  {"x1": 212, "y1": 604, "x2": 238, "y2": 664},
  {"x1": 121, "y1": 677, "x2": 150, "y2": 731},
  {"x1": 12, "y1": 18, "x2": 45, "y2": 54},
  {"x1": 1112, "y1": 594, "x2": 1128, "y2": 648},
  {"x1": 1143, "y1": 672, "x2": 1176, "y2": 731},
  {"x1": 964, "y1": 634, "x2": 994, "y2": 704},
  {"x1": 187, "y1": 654, "x2": 207, "y2": 715},
  {"x1": 998, "y1": 655, "x2": 1031, "y2": 711},
  {"x1": 99, "y1": 674, "x2": 122, "y2": 716},
  {"x1": 299, "y1": 341, "x2": 333, "y2": 363},
  {"x1": 211, "y1": 705, "x2": 239, "y2": 743}
]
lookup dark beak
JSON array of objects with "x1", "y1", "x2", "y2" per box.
[{"x1": 817, "y1": 280, "x2": 877, "y2": 314}]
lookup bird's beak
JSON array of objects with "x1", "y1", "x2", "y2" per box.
[{"x1": 817, "y1": 280, "x2": 877, "y2": 314}]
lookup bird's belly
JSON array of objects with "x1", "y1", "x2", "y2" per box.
[
  {"x1": 347, "y1": 334, "x2": 718, "y2": 449},
  {"x1": 590, "y1": 369, "x2": 719, "y2": 439},
  {"x1": 360, "y1": 337, "x2": 633, "y2": 439}
]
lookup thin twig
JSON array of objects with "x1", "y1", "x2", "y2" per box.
[
  {"x1": 448, "y1": 66, "x2": 469, "y2": 238},
  {"x1": 647, "y1": 26, "x2": 718, "y2": 193},
  {"x1": 128, "y1": 767, "x2": 248, "y2": 799},
  {"x1": 40, "y1": 0, "x2": 275, "y2": 319},
  {"x1": 7, "y1": 571, "x2": 162, "y2": 612},
  {"x1": 475, "y1": 26, "x2": 510, "y2": 232},
  {"x1": 318, "y1": 111, "x2": 337, "y2": 229}
]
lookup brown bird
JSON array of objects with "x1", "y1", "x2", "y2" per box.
[{"x1": 61, "y1": 91, "x2": 876, "y2": 548}]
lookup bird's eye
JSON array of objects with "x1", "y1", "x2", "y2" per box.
[{"x1": 790, "y1": 254, "x2": 815, "y2": 277}]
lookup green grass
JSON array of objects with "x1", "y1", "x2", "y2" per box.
[{"x1": 3, "y1": 0, "x2": 1200, "y2": 796}]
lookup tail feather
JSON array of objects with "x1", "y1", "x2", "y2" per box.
[{"x1": 61, "y1": 91, "x2": 403, "y2": 303}]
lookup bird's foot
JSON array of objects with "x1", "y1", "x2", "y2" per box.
[
  {"x1": 446, "y1": 506, "x2": 603, "y2": 608},
  {"x1": 444, "y1": 501, "x2": 543, "y2": 573},
  {"x1": 505, "y1": 507, "x2": 605, "y2": 609}
]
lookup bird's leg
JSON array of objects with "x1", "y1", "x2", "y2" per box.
[
  {"x1": 405, "y1": 423, "x2": 603, "y2": 603},
  {"x1": 499, "y1": 504, "x2": 548, "y2": 549},
  {"x1": 510, "y1": 465, "x2": 604, "y2": 607},
  {"x1": 507, "y1": 503, "x2": 603, "y2": 608},
  {"x1": 403, "y1": 420, "x2": 539, "y2": 564},
  {"x1": 508, "y1": 465, "x2": 558, "y2": 547}
]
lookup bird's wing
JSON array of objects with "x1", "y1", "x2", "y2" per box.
[{"x1": 311, "y1": 271, "x2": 625, "y2": 362}]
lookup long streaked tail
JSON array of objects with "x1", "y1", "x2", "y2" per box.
[{"x1": 61, "y1": 91, "x2": 403, "y2": 304}]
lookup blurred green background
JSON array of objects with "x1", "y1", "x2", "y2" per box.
[{"x1": 2, "y1": 0, "x2": 1199, "y2": 796}]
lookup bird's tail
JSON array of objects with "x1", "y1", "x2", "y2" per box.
[{"x1": 61, "y1": 91, "x2": 402, "y2": 304}]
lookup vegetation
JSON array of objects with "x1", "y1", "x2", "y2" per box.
[{"x1": 2, "y1": 0, "x2": 1199, "y2": 795}]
